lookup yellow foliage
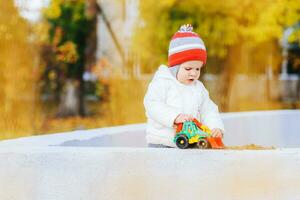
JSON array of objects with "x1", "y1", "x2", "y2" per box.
[
  {"x1": 43, "y1": 0, "x2": 86, "y2": 20},
  {"x1": 288, "y1": 29, "x2": 300, "y2": 43},
  {"x1": 0, "y1": 0, "x2": 42, "y2": 139},
  {"x1": 102, "y1": 77, "x2": 147, "y2": 125},
  {"x1": 32, "y1": 22, "x2": 50, "y2": 44},
  {"x1": 43, "y1": 0, "x2": 62, "y2": 19},
  {"x1": 56, "y1": 41, "x2": 79, "y2": 63}
]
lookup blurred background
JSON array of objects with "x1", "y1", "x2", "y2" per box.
[{"x1": 0, "y1": 0, "x2": 299, "y2": 140}]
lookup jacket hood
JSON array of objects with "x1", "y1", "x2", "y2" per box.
[
  {"x1": 153, "y1": 64, "x2": 199, "y2": 86},
  {"x1": 153, "y1": 65, "x2": 177, "y2": 82}
]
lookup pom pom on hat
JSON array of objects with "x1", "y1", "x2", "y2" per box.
[
  {"x1": 179, "y1": 24, "x2": 194, "y2": 32},
  {"x1": 168, "y1": 24, "x2": 207, "y2": 67}
]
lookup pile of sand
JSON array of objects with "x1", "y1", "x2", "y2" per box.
[{"x1": 225, "y1": 144, "x2": 275, "y2": 150}]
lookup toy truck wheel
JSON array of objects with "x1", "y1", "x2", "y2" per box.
[
  {"x1": 176, "y1": 135, "x2": 189, "y2": 149},
  {"x1": 197, "y1": 139, "x2": 209, "y2": 149}
]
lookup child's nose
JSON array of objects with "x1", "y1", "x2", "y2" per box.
[{"x1": 190, "y1": 70, "x2": 197, "y2": 76}]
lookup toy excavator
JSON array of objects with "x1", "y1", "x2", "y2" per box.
[{"x1": 173, "y1": 118, "x2": 224, "y2": 149}]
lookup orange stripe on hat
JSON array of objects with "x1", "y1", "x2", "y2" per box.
[{"x1": 168, "y1": 49, "x2": 207, "y2": 67}]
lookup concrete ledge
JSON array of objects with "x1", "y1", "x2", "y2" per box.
[
  {"x1": 1, "y1": 147, "x2": 300, "y2": 200},
  {"x1": 1, "y1": 110, "x2": 300, "y2": 199}
]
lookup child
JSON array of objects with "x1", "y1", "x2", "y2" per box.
[{"x1": 144, "y1": 24, "x2": 225, "y2": 148}]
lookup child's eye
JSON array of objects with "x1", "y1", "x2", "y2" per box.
[
  {"x1": 185, "y1": 68, "x2": 191, "y2": 71},
  {"x1": 196, "y1": 68, "x2": 200, "y2": 71}
]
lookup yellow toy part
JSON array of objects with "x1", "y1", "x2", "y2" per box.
[
  {"x1": 200, "y1": 125, "x2": 212, "y2": 135},
  {"x1": 189, "y1": 135, "x2": 200, "y2": 144}
]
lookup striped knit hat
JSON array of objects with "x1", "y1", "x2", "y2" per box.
[{"x1": 168, "y1": 24, "x2": 207, "y2": 67}]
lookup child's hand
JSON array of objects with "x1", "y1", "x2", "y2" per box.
[
  {"x1": 174, "y1": 114, "x2": 194, "y2": 124},
  {"x1": 211, "y1": 128, "x2": 223, "y2": 138}
]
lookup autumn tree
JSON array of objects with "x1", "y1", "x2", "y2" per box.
[
  {"x1": 0, "y1": 0, "x2": 40, "y2": 139},
  {"x1": 42, "y1": 0, "x2": 98, "y2": 117}
]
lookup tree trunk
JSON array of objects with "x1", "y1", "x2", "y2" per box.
[
  {"x1": 219, "y1": 44, "x2": 242, "y2": 112},
  {"x1": 85, "y1": 0, "x2": 99, "y2": 70},
  {"x1": 57, "y1": 79, "x2": 79, "y2": 117},
  {"x1": 75, "y1": 0, "x2": 99, "y2": 117}
]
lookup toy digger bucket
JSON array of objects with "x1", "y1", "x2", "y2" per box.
[
  {"x1": 192, "y1": 118, "x2": 225, "y2": 149},
  {"x1": 207, "y1": 137, "x2": 225, "y2": 149}
]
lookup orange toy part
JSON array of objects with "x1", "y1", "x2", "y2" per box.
[
  {"x1": 192, "y1": 118, "x2": 203, "y2": 128},
  {"x1": 176, "y1": 123, "x2": 183, "y2": 133},
  {"x1": 214, "y1": 137, "x2": 225, "y2": 148},
  {"x1": 207, "y1": 137, "x2": 224, "y2": 149}
]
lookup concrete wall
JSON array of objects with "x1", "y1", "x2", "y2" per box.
[
  {"x1": 222, "y1": 110, "x2": 300, "y2": 148},
  {"x1": 1, "y1": 110, "x2": 300, "y2": 148},
  {"x1": 1, "y1": 110, "x2": 300, "y2": 200}
]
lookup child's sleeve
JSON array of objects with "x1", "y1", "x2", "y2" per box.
[
  {"x1": 199, "y1": 84, "x2": 225, "y2": 133},
  {"x1": 144, "y1": 79, "x2": 181, "y2": 128}
]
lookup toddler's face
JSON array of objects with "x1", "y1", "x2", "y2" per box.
[{"x1": 177, "y1": 60, "x2": 203, "y2": 85}]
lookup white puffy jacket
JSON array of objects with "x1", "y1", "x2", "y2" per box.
[{"x1": 144, "y1": 65, "x2": 224, "y2": 147}]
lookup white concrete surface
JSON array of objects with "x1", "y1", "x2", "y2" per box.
[
  {"x1": 1, "y1": 110, "x2": 300, "y2": 200},
  {"x1": 1, "y1": 147, "x2": 300, "y2": 200}
]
